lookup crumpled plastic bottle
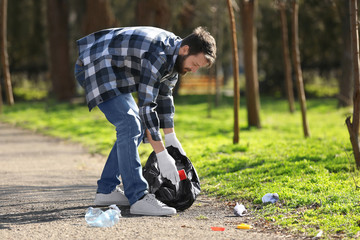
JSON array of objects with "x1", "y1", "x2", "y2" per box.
[
  {"x1": 261, "y1": 193, "x2": 279, "y2": 204},
  {"x1": 85, "y1": 204, "x2": 121, "y2": 227}
]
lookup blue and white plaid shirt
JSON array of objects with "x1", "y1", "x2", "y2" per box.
[{"x1": 75, "y1": 27, "x2": 182, "y2": 141}]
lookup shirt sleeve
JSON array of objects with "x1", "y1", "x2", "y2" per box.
[
  {"x1": 156, "y1": 74, "x2": 178, "y2": 128},
  {"x1": 138, "y1": 52, "x2": 167, "y2": 141}
]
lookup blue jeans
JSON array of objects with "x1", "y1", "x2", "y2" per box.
[
  {"x1": 97, "y1": 94, "x2": 148, "y2": 205},
  {"x1": 74, "y1": 64, "x2": 148, "y2": 205}
]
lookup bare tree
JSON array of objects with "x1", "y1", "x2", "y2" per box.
[
  {"x1": 227, "y1": 0, "x2": 240, "y2": 144},
  {"x1": 172, "y1": 0, "x2": 196, "y2": 97},
  {"x1": 135, "y1": 0, "x2": 171, "y2": 29},
  {"x1": 346, "y1": 0, "x2": 360, "y2": 168},
  {"x1": 339, "y1": 0, "x2": 353, "y2": 107},
  {"x1": 47, "y1": 0, "x2": 75, "y2": 101},
  {"x1": 83, "y1": 0, "x2": 117, "y2": 35},
  {"x1": 240, "y1": 0, "x2": 261, "y2": 128},
  {"x1": 210, "y1": 0, "x2": 223, "y2": 107},
  {"x1": 278, "y1": 1, "x2": 295, "y2": 113},
  {"x1": 291, "y1": 0, "x2": 310, "y2": 138},
  {"x1": 0, "y1": 0, "x2": 14, "y2": 106},
  {"x1": 0, "y1": 0, "x2": 4, "y2": 111}
]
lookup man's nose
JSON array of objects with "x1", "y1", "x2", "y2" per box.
[{"x1": 192, "y1": 66, "x2": 199, "y2": 73}]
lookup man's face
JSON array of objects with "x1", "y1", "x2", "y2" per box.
[{"x1": 174, "y1": 52, "x2": 208, "y2": 75}]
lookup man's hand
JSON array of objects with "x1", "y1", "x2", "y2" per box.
[
  {"x1": 165, "y1": 132, "x2": 186, "y2": 156},
  {"x1": 156, "y1": 150, "x2": 180, "y2": 185}
]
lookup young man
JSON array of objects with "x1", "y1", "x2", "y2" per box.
[{"x1": 74, "y1": 26, "x2": 216, "y2": 216}]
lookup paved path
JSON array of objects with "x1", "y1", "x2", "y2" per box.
[{"x1": 0, "y1": 122, "x2": 297, "y2": 240}]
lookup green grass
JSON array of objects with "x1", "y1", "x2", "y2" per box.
[{"x1": 1, "y1": 95, "x2": 359, "y2": 239}]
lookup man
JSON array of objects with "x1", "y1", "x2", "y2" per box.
[{"x1": 74, "y1": 26, "x2": 216, "y2": 216}]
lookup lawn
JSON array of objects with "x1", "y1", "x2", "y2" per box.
[{"x1": 1, "y1": 95, "x2": 359, "y2": 239}]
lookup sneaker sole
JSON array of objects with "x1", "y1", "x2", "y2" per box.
[
  {"x1": 94, "y1": 200, "x2": 130, "y2": 207},
  {"x1": 130, "y1": 209, "x2": 176, "y2": 216}
]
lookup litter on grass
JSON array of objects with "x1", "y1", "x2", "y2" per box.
[
  {"x1": 85, "y1": 204, "x2": 121, "y2": 228},
  {"x1": 211, "y1": 226, "x2": 225, "y2": 231},
  {"x1": 314, "y1": 230, "x2": 323, "y2": 239},
  {"x1": 262, "y1": 193, "x2": 279, "y2": 204},
  {"x1": 236, "y1": 223, "x2": 252, "y2": 230},
  {"x1": 234, "y1": 202, "x2": 247, "y2": 216}
]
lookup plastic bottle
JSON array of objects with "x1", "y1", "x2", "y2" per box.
[{"x1": 85, "y1": 204, "x2": 121, "y2": 227}]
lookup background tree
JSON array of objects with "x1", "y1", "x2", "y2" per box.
[
  {"x1": 347, "y1": 0, "x2": 360, "y2": 168},
  {"x1": 170, "y1": 0, "x2": 197, "y2": 97},
  {"x1": 338, "y1": 0, "x2": 353, "y2": 107},
  {"x1": 240, "y1": 0, "x2": 261, "y2": 128},
  {"x1": 291, "y1": 0, "x2": 310, "y2": 138},
  {"x1": 278, "y1": 0, "x2": 295, "y2": 113},
  {"x1": 0, "y1": 0, "x2": 14, "y2": 105},
  {"x1": 210, "y1": 0, "x2": 223, "y2": 107},
  {"x1": 135, "y1": 0, "x2": 170, "y2": 29},
  {"x1": 2, "y1": 0, "x2": 354, "y2": 108},
  {"x1": 227, "y1": 0, "x2": 240, "y2": 144},
  {"x1": 83, "y1": 0, "x2": 117, "y2": 35},
  {"x1": 46, "y1": 0, "x2": 75, "y2": 101},
  {"x1": 258, "y1": 0, "x2": 342, "y2": 97}
]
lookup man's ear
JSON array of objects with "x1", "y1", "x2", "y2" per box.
[{"x1": 179, "y1": 45, "x2": 189, "y2": 55}]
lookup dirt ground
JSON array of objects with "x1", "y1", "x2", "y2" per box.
[{"x1": 0, "y1": 122, "x2": 307, "y2": 240}]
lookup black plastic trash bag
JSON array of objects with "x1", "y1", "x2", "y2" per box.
[{"x1": 142, "y1": 146, "x2": 201, "y2": 211}]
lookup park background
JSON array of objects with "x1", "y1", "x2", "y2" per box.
[{"x1": 0, "y1": 0, "x2": 359, "y2": 239}]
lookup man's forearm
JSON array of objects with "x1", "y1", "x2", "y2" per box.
[
  {"x1": 163, "y1": 128, "x2": 174, "y2": 134},
  {"x1": 146, "y1": 129, "x2": 165, "y2": 153}
]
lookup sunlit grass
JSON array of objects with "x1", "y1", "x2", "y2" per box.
[{"x1": 1, "y1": 95, "x2": 359, "y2": 239}]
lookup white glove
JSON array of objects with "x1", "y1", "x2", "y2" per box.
[
  {"x1": 165, "y1": 132, "x2": 186, "y2": 156},
  {"x1": 156, "y1": 150, "x2": 180, "y2": 185}
]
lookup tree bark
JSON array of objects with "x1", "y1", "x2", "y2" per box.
[
  {"x1": 211, "y1": 0, "x2": 222, "y2": 107},
  {"x1": 339, "y1": 0, "x2": 353, "y2": 107},
  {"x1": 291, "y1": 0, "x2": 310, "y2": 138},
  {"x1": 0, "y1": 0, "x2": 14, "y2": 106},
  {"x1": 227, "y1": 0, "x2": 240, "y2": 144},
  {"x1": 279, "y1": 2, "x2": 295, "y2": 113},
  {"x1": 83, "y1": 0, "x2": 117, "y2": 35},
  {"x1": 347, "y1": 0, "x2": 360, "y2": 168},
  {"x1": 0, "y1": 0, "x2": 4, "y2": 110},
  {"x1": 240, "y1": 0, "x2": 261, "y2": 128},
  {"x1": 135, "y1": 0, "x2": 170, "y2": 29},
  {"x1": 47, "y1": 0, "x2": 75, "y2": 101}
]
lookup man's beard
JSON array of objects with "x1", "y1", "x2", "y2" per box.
[{"x1": 174, "y1": 54, "x2": 189, "y2": 75}]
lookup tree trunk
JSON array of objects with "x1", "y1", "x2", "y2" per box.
[
  {"x1": 279, "y1": 2, "x2": 295, "y2": 113},
  {"x1": 0, "y1": 0, "x2": 14, "y2": 106},
  {"x1": 240, "y1": 0, "x2": 261, "y2": 128},
  {"x1": 227, "y1": 0, "x2": 240, "y2": 144},
  {"x1": 0, "y1": 0, "x2": 4, "y2": 110},
  {"x1": 47, "y1": 0, "x2": 75, "y2": 101},
  {"x1": 291, "y1": 0, "x2": 310, "y2": 138},
  {"x1": 347, "y1": 0, "x2": 360, "y2": 168},
  {"x1": 211, "y1": 0, "x2": 222, "y2": 107},
  {"x1": 83, "y1": 0, "x2": 117, "y2": 35},
  {"x1": 135, "y1": 0, "x2": 170, "y2": 29},
  {"x1": 339, "y1": 0, "x2": 353, "y2": 107}
]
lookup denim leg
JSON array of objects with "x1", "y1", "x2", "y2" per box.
[
  {"x1": 96, "y1": 143, "x2": 120, "y2": 193},
  {"x1": 97, "y1": 94, "x2": 148, "y2": 205}
]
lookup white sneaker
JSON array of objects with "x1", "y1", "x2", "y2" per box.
[
  {"x1": 94, "y1": 187, "x2": 130, "y2": 206},
  {"x1": 130, "y1": 194, "x2": 176, "y2": 216}
]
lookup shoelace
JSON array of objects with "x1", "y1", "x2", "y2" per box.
[
  {"x1": 114, "y1": 187, "x2": 124, "y2": 193},
  {"x1": 145, "y1": 194, "x2": 166, "y2": 207}
]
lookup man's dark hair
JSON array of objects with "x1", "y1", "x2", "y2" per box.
[{"x1": 181, "y1": 27, "x2": 216, "y2": 67}]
